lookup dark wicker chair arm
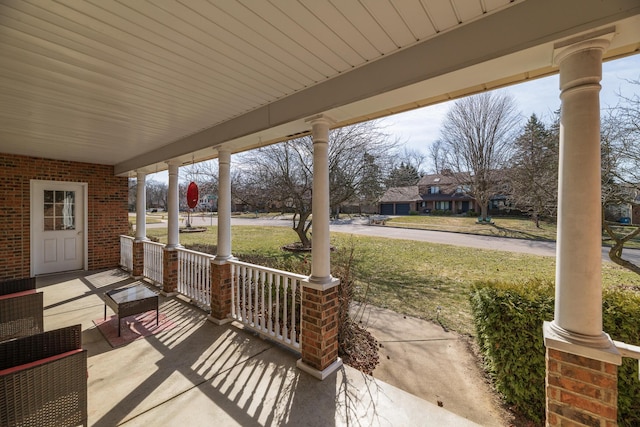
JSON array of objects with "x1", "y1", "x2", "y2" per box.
[
  {"x1": 0, "y1": 277, "x2": 36, "y2": 296},
  {"x1": 0, "y1": 325, "x2": 87, "y2": 427},
  {"x1": 0, "y1": 291, "x2": 44, "y2": 342}
]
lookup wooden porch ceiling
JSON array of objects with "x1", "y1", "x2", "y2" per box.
[{"x1": 0, "y1": 0, "x2": 638, "y2": 176}]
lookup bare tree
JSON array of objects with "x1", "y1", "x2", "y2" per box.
[
  {"x1": 428, "y1": 140, "x2": 447, "y2": 174},
  {"x1": 507, "y1": 113, "x2": 559, "y2": 227},
  {"x1": 438, "y1": 92, "x2": 521, "y2": 221},
  {"x1": 600, "y1": 100, "x2": 640, "y2": 273},
  {"x1": 238, "y1": 121, "x2": 396, "y2": 247}
]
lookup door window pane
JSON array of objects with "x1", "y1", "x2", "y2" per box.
[{"x1": 44, "y1": 190, "x2": 75, "y2": 231}]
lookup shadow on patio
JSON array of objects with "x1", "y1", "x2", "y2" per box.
[{"x1": 39, "y1": 269, "x2": 478, "y2": 426}]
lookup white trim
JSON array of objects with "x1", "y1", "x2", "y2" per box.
[
  {"x1": 296, "y1": 358, "x2": 343, "y2": 381},
  {"x1": 30, "y1": 180, "x2": 88, "y2": 276}
]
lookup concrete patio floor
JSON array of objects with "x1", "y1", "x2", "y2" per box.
[{"x1": 38, "y1": 268, "x2": 480, "y2": 426}]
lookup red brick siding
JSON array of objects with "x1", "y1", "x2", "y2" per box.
[
  {"x1": 301, "y1": 285, "x2": 339, "y2": 371},
  {"x1": 547, "y1": 348, "x2": 618, "y2": 427},
  {"x1": 0, "y1": 153, "x2": 129, "y2": 280},
  {"x1": 210, "y1": 261, "x2": 232, "y2": 320}
]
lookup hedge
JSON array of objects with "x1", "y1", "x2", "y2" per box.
[{"x1": 470, "y1": 279, "x2": 640, "y2": 426}]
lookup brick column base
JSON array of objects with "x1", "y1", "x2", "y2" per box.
[
  {"x1": 546, "y1": 347, "x2": 619, "y2": 426},
  {"x1": 132, "y1": 240, "x2": 144, "y2": 278},
  {"x1": 208, "y1": 260, "x2": 233, "y2": 325},
  {"x1": 296, "y1": 279, "x2": 342, "y2": 380},
  {"x1": 162, "y1": 248, "x2": 178, "y2": 296}
]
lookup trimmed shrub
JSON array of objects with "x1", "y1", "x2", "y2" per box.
[
  {"x1": 470, "y1": 279, "x2": 553, "y2": 423},
  {"x1": 470, "y1": 280, "x2": 640, "y2": 426}
]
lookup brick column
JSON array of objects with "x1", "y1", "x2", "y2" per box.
[
  {"x1": 162, "y1": 248, "x2": 178, "y2": 296},
  {"x1": 546, "y1": 348, "x2": 618, "y2": 426},
  {"x1": 132, "y1": 240, "x2": 144, "y2": 278},
  {"x1": 296, "y1": 283, "x2": 342, "y2": 380},
  {"x1": 208, "y1": 260, "x2": 233, "y2": 325}
]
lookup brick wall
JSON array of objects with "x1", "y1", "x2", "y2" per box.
[
  {"x1": 547, "y1": 348, "x2": 618, "y2": 426},
  {"x1": 301, "y1": 285, "x2": 339, "y2": 371},
  {"x1": 0, "y1": 153, "x2": 129, "y2": 280}
]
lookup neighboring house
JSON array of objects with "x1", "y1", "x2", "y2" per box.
[
  {"x1": 380, "y1": 172, "x2": 518, "y2": 216},
  {"x1": 417, "y1": 173, "x2": 477, "y2": 214},
  {"x1": 604, "y1": 188, "x2": 640, "y2": 224},
  {"x1": 379, "y1": 186, "x2": 422, "y2": 215}
]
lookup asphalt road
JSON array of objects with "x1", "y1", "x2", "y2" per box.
[{"x1": 144, "y1": 214, "x2": 640, "y2": 265}]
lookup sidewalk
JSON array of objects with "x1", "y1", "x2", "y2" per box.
[
  {"x1": 39, "y1": 269, "x2": 483, "y2": 426},
  {"x1": 355, "y1": 304, "x2": 509, "y2": 426}
]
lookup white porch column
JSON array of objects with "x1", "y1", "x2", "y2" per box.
[
  {"x1": 135, "y1": 171, "x2": 147, "y2": 242},
  {"x1": 543, "y1": 32, "x2": 621, "y2": 427},
  {"x1": 547, "y1": 35, "x2": 613, "y2": 346},
  {"x1": 307, "y1": 114, "x2": 337, "y2": 285},
  {"x1": 166, "y1": 160, "x2": 181, "y2": 249},
  {"x1": 298, "y1": 114, "x2": 342, "y2": 380},
  {"x1": 216, "y1": 149, "x2": 232, "y2": 261}
]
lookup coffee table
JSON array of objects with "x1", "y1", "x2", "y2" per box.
[{"x1": 104, "y1": 284, "x2": 159, "y2": 336}]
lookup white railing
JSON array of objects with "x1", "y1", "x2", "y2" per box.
[
  {"x1": 143, "y1": 241, "x2": 164, "y2": 285},
  {"x1": 120, "y1": 235, "x2": 134, "y2": 272},
  {"x1": 177, "y1": 248, "x2": 213, "y2": 308},
  {"x1": 614, "y1": 340, "x2": 640, "y2": 381},
  {"x1": 229, "y1": 260, "x2": 305, "y2": 352}
]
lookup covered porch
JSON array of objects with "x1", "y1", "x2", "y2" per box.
[
  {"x1": 40, "y1": 268, "x2": 477, "y2": 426},
  {"x1": 2, "y1": 1, "x2": 640, "y2": 425}
]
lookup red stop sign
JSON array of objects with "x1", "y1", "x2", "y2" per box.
[{"x1": 187, "y1": 182, "x2": 199, "y2": 209}]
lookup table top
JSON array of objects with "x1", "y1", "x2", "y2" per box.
[{"x1": 105, "y1": 284, "x2": 158, "y2": 305}]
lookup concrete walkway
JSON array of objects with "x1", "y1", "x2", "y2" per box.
[{"x1": 39, "y1": 269, "x2": 483, "y2": 427}]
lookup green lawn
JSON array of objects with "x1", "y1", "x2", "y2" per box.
[
  {"x1": 127, "y1": 214, "x2": 163, "y2": 225},
  {"x1": 146, "y1": 225, "x2": 640, "y2": 337},
  {"x1": 385, "y1": 215, "x2": 558, "y2": 240}
]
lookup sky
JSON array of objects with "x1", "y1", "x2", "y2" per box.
[
  {"x1": 382, "y1": 54, "x2": 640, "y2": 157},
  {"x1": 148, "y1": 54, "x2": 640, "y2": 183}
]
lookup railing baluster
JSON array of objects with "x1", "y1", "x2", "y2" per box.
[
  {"x1": 291, "y1": 278, "x2": 297, "y2": 346},
  {"x1": 260, "y1": 271, "x2": 266, "y2": 332},
  {"x1": 275, "y1": 274, "x2": 280, "y2": 340},
  {"x1": 230, "y1": 263, "x2": 236, "y2": 318},
  {"x1": 268, "y1": 273, "x2": 273, "y2": 335},
  {"x1": 283, "y1": 277, "x2": 289, "y2": 344}
]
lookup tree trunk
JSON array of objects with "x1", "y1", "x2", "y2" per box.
[
  {"x1": 603, "y1": 219, "x2": 640, "y2": 275},
  {"x1": 293, "y1": 211, "x2": 312, "y2": 248},
  {"x1": 480, "y1": 200, "x2": 489, "y2": 221}
]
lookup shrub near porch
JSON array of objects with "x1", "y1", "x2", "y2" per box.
[{"x1": 470, "y1": 280, "x2": 640, "y2": 426}]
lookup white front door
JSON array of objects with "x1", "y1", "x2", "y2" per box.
[{"x1": 31, "y1": 181, "x2": 86, "y2": 275}]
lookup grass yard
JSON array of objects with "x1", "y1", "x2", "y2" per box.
[
  {"x1": 127, "y1": 214, "x2": 163, "y2": 225},
  {"x1": 385, "y1": 215, "x2": 558, "y2": 240},
  {"x1": 146, "y1": 225, "x2": 640, "y2": 337}
]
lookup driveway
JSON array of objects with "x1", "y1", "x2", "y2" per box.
[{"x1": 145, "y1": 214, "x2": 640, "y2": 264}]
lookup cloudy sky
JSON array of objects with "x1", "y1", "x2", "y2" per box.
[
  {"x1": 149, "y1": 54, "x2": 640, "y2": 183},
  {"x1": 383, "y1": 54, "x2": 640, "y2": 156}
]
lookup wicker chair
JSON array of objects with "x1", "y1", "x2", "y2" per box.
[
  {"x1": 0, "y1": 325, "x2": 88, "y2": 427},
  {"x1": 0, "y1": 277, "x2": 36, "y2": 296},
  {"x1": 0, "y1": 290, "x2": 44, "y2": 342}
]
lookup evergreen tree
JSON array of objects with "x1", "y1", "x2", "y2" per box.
[{"x1": 507, "y1": 113, "x2": 558, "y2": 227}]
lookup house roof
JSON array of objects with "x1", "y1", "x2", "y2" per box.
[
  {"x1": 0, "y1": 1, "x2": 638, "y2": 176},
  {"x1": 380, "y1": 186, "x2": 421, "y2": 203}
]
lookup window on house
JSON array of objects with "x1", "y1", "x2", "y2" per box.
[
  {"x1": 435, "y1": 201, "x2": 450, "y2": 210},
  {"x1": 430, "y1": 186, "x2": 440, "y2": 194}
]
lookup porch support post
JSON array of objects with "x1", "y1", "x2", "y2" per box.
[
  {"x1": 131, "y1": 171, "x2": 146, "y2": 278},
  {"x1": 544, "y1": 31, "x2": 621, "y2": 427},
  {"x1": 135, "y1": 171, "x2": 147, "y2": 242},
  {"x1": 297, "y1": 114, "x2": 342, "y2": 380},
  {"x1": 209, "y1": 148, "x2": 234, "y2": 325},
  {"x1": 166, "y1": 160, "x2": 181, "y2": 249},
  {"x1": 216, "y1": 149, "x2": 232, "y2": 261},
  {"x1": 162, "y1": 161, "x2": 180, "y2": 296}
]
